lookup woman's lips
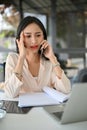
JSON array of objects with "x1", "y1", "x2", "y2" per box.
[{"x1": 30, "y1": 45, "x2": 38, "y2": 49}]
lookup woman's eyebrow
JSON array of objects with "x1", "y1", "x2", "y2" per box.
[
  {"x1": 24, "y1": 32, "x2": 31, "y2": 35},
  {"x1": 35, "y1": 32, "x2": 43, "y2": 35},
  {"x1": 24, "y1": 32, "x2": 42, "y2": 34}
]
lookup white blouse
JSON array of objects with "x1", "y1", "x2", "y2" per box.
[{"x1": 4, "y1": 52, "x2": 71, "y2": 98}]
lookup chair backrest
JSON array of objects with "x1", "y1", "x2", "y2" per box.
[
  {"x1": 73, "y1": 68, "x2": 87, "y2": 83},
  {"x1": 0, "y1": 62, "x2": 5, "y2": 82}
]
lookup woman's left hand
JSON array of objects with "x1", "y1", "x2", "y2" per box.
[{"x1": 40, "y1": 40, "x2": 54, "y2": 60}]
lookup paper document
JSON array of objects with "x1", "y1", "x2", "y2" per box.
[
  {"x1": 43, "y1": 86, "x2": 70, "y2": 103},
  {"x1": 18, "y1": 92, "x2": 60, "y2": 107},
  {"x1": 18, "y1": 86, "x2": 70, "y2": 107}
]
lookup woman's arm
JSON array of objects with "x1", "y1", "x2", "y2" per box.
[
  {"x1": 14, "y1": 32, "x2": 26, "y2": 80},
  {"x1": 49, "y1": 54, "x2": 62, "y2": 79},
  {"x1": 4, "y1": 53, "x2": 23, "y2": 98},
  {"x1": 41, "y1": 40, "x2": 71, "y2": 93},
  {"x1": 49, "y1": 55, "x2": 71, "y2": 94}
]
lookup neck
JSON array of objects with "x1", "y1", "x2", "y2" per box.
[{"x1": 26, "y1": 53, "x2": 40, "y2": 64}]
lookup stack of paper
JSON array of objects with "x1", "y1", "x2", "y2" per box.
[
  {"x1": 18, "y1": 86, "x2": 70, "y2": 107},
  {"x1": 43, "y1": 86, "x2": 70, "y2": 103}
]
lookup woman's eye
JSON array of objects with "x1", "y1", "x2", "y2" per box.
[
  {"x1": 25, "y1": 35, "x2": 31, "y2": 38},
  {"x1": 36, "y1": 34, "x2": 41, "y2": 37}
]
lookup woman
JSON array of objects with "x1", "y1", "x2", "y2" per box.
[{"x1": 4, "y1": 16, "x2": 71, "y2": 98}]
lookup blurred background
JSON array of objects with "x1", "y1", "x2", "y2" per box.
[{"x1": 0, "y1": 0, "x2": 87, "y2": 85}]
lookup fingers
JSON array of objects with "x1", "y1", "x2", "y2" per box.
[
  {"x1": 20, "y1": 32, "x2": 23, "y2": 42},
  {"x1": 16, "y1": 32, "x2": 24, "y2": 44},
  {"x1": 40, "y1": 40, "x2": 49, "y2": 50}
]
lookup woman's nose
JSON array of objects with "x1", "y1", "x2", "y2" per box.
[{"x1": 31, "y1": 36, "x2": 36, "y2": 44}]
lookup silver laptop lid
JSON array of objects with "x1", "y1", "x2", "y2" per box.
[
  {"x1": 44, "y1": 83, "x2": 87, "y2": 124},
  {"x1": 61, "y1": 83, "x2": 87, "y2": 124}
]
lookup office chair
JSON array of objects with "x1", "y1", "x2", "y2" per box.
[{"x1": 72, "y1": 68, "x2": 87, "y2": 83}]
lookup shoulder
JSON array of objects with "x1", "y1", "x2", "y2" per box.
[
  {"x1": 7, "y1": 52, "x2": 18, "y2": 60},
  {"x1": 6, "y1": 52, "x2": 18, "y2": 65},
  {"x1": 7, "y1": 52, "x2": 18, "y2": 57}
]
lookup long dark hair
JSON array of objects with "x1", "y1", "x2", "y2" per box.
[{"x1": 16, "y1": 16, "x2": 47, "y2": 54}]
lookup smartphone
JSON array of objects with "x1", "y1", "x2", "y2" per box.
[
  {"x1": 38, "y1": 45, "x2": 49, "y2": 60},
  {"x1": 38, "y1": 45, "x2": 44, "y2": 55},
  {"x1": 2, "y1": 100, "x2": 32, "y2": 114}
]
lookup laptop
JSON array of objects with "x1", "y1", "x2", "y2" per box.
[{"x1": 44, "y1": 83, "x2": 87, "y2": 124}]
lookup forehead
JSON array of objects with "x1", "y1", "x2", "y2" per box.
[{"x1": 24, "y1": 23, "x2": 42, "y2": 32}]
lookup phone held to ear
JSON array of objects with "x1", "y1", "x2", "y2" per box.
[
  {"x1": 38, "y1": 45, "x2": 49, "y2": 60},
  {"x1": 38, "y1": 45, "x2": 45, "y2": 56}
]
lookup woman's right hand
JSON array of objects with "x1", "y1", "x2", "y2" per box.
[{"x1": 16, "y1": 32, "x2": 26, "y2": 59}]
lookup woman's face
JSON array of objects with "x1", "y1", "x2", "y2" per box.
[{"x1": 23, "y1": 23, "x2": 44, "y2": 53}]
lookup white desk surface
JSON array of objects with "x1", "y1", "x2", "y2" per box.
[
  {"x1": 0, "y1": 91, "x2": 87, "y2": 130},
  {"x1": 0, "y1": 107, "x2": 87, "y2": 130}
]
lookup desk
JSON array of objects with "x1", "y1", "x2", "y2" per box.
[
  {"x1": 0, "y1": 107, "x2": 87, "y2": 130},
  {"x1": 0, "y1": 91, "x2": 87, "y2": 130}
]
